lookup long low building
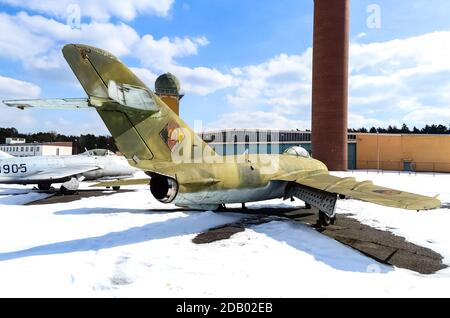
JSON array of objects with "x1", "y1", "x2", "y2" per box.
[
  {"x1": 200, "y1": 130, "x2": 450, "y2": 172},
  {"x1": 200, "y1": 129, "x2": 358, "y2": 169},
  {"x1": 0, "y1": 138, "x2": 72, "y2": 157}
]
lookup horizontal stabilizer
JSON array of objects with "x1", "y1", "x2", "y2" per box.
[{"x1": 3, "y1": 98, "x2": 91, "y2": 110}]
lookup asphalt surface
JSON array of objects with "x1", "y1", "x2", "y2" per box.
[
  {"x1": 194, "y1": 207, "x2": 447, "y2": 275},
  {"x1": 26, "y1": 189, "x2": 132, "y2": 205},
  {"x1": 28, "y1": 193, "x2": 446, "y2": 274}
]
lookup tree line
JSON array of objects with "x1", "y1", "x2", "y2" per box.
[
  {"x1": 0, "y1": 127, "x2": 118, "y2": 154},
  {"x1": 348, "y1": 124, "x2": 450, "y2": 134}
]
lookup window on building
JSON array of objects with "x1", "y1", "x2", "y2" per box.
[
  {"x1": 36, "y1": 147, "x2": 40, "y2": 152},
  {"x1": 25, "y1": 147, "x2": 29, "y2": 152},
  {"x1": 245, "y1": 135, "x2": 249, "y2": 143},
  {"x1": 56, "y1": 148, "x2": 60, "y2": 156},
  {"x1": 234, "y1": 135, "x2": 237, "y2": 143},
  {"x1": 20, "y1": 147, "x2": 24, "y2": 152}
]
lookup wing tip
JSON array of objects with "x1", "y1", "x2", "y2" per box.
[{"x1": 2, "y1": 100, "x2": 29, "y2": 110}]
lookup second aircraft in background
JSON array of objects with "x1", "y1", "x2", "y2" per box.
[{"x1": 0, "y1": 148, "x2": 138, "y2": 193}]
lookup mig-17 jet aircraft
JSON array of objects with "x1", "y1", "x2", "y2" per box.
[
  {"x1": 3, "y1": 44, "x2": 440, "y2": 225},
  {"x1": 0, "y1": 148, "x2": 137, "y2": 193}
]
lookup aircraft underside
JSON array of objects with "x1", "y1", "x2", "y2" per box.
[
  {"x1": 173, "y1": 181, "x2": 288, "y2": 211},
  {"x1": 170, "y1": 180, "x2": 337, "y2": 226}
]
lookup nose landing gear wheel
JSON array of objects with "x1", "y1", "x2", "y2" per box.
[{"x1": 38, "y1": 183, "x2": 51, "y2": 191}]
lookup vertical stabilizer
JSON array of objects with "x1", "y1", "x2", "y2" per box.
[{"x1": 62, "y1": 44, "x2": 216, "y2": 165}]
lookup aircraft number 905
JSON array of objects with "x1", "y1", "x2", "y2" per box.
[{"x1": 0, "y1": 164, "x2": 27, "y2": 174}]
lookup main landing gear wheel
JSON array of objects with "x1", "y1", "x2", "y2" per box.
[
  {"x1": 112, "y1": 186, "x2": 120, "y2": 191},
  {"x1": 38, "y1": 183, "x2": 51, "y2": 191},
  {"x1": 318, "y1": 210, "x2": 336, "y2": 227},
  {"x1": 215, "y1": 204, "x2": 227, "y2": 212},
  {"x1": 60, "y1": 186, "x2": 77, "y2": 195}
]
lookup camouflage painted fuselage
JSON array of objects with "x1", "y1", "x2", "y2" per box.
[
  {"x1": 6, "y1": 43, "x2": 437, "y2": 212},
  {"x1": 140, "y1": 154, "x2": 328, "y2": 210}
]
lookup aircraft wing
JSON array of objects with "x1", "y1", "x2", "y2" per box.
[
  {"x1": 0, "y1": 150, "x2": 14, "y2": 159},
  {"x1": 276, "y1": 173, "x2": 440, "y2": 210},
  {"x1": 90, "y1": 178, "x2": 151, "y2": 187},
  {"x1": 20, "y1": 165, "x2": 101, "y2": 182},
  {"x1": 2, "y1": 98, "x2": 91, "y2": 110}
]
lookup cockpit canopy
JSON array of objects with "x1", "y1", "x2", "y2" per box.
[
  {"x1": 81, "y1": 149, "x2": 115, "y2": 157},
  {"x1": 284, "y1": 146, "x2": 311, "y2": 158}
]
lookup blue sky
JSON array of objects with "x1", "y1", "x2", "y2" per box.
[{"x1": 1, "y1": 0, "x2": 450, "y2": 135}]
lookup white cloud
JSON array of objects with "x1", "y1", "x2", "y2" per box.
[
  {"x1": 228, "y1": 52, "x2": 313, "y2": 115},
  {"x1": 0, "y1": 11, "x2": 231, "y2": 96},
  {"x1": 348, "y1": 113, "x2": 383, "y2": 128},
  {"x1": 0, "y1": 0, "x2": 175, "y2": 21},
  {"x1": 168, "y1": 65, "x2": 234, "y2": 95},
  {"x1": 357, "y1": 32, "x2": 367, "y2": 39},
  {"x1": 348, "y1": 31, "x2": 450, "y2": 125},
  {"x1": 0, "y1": 75, "x2": 41, "y2": 99},
  {"x1": 130, "y1": 67, "x2": 158, "y2": 89},
  {"x1": 135, "y1": 35, "x2": 208, "y2": 69},
  {"x1": 4, "y1": 7, "x2": 450, "y2": 133},
  {"x1": 350, "y1": 32, "x2": 450, "y2": 75},
  {"x1": 403, "y1": 108, "x2": 450, "y2": 124},
  {"x1": 0, "y1": 75, "x2": 41, "y2": 131},
  {"x1": 0, "y1": 12, "x2": 140, "y2": 72},
  {"x1": 209, "y1": 31, "x2": 450, "y2": 130}
]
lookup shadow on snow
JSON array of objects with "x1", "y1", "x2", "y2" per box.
[{"x1": 0, "y1": 206, "x2": 392, "y2": 273}]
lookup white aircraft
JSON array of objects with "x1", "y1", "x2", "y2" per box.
[{"x1": 0, "y1": 148, "x2": 138, "y2": 193}]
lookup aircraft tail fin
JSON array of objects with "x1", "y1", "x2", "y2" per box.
[{"x1": 61, "y1": 44, "x2": 217, "y2": 164}]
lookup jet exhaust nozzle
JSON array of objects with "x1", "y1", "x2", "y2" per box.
[{"x1": 150, "y1": 174, "x2": 178, "y2": 203}]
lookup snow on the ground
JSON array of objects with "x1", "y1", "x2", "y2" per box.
[
  {"x1": 0, "y1": 184, "x2": 52, "y2": 205},
  {"x1": 332, "y1": 171, "x2": 450, "y2": 270},
  {"x1": 0, "y1": 172, "x2": 449, "y2": 297}
]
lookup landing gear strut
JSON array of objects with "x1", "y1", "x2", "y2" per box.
[{"x1": 318, "y1": 210, "x2": 336, "y2": 227}]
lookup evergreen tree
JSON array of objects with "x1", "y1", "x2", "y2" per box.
[{"x1": 401, "y1": 123, "x2": 410, "y2": 133}]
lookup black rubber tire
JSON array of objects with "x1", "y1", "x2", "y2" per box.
[
  {"x1": 330, "y1": 216, "x2": 337, "y2": 225},
  {"x1": 215, "y1": 204, "x2": 227, "y2": 212},
  {"x1": 38, "y1": 183, "x2": 51, "y2": 191},
  {"x1": 112, "y1": 186, "x2": 120, "y2": 191},
  {"x1": 319, "y1": 211, "x2": 332, "y2": 227},
  {"x1": 60, "y1": 186, "x2": 76, "y2": 195}
]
